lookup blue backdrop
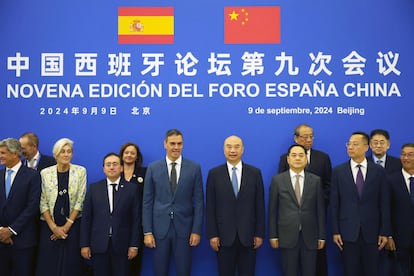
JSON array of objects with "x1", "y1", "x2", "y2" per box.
[{"x1": 1, "y1": 0, "x2": 413, "y2": 275}]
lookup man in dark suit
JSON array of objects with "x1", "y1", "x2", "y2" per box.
[
  {"x1": 387, "y1": 143, "x2": 414, "y2": 276},
  {"x1": 206, "y1": 135, "x2": 265, "y2": 276},
  {"x1": 142, "y1": 129, "x2": 204, "y2": 276},
  {"x1": 0, "y1": 138, "x2": 41, "y2": 276},
  {"x1": 278, "y1": 123, "x2": 331, "y2": 276},
  {"x1": 80, "y1": 153, "x2": 140, "y2": 276},
  {"x1": 19, "y1": 132, "x2": 56, "y2": 171},
  {"x1": 369, "y1": 129, "x2": 402, "y2": 276},
  {"x1": 331, "y1": 131, "x2": 390, "y2": 276},
  {"x1": 369, "y1": 129, "x2": 402, "y2": 174},
  {"x1": 269, "y1": 144, "x2": 325, "y2": 276}
]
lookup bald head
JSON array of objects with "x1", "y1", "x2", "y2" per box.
[{"x1": 224, "y1": 135, "x2": 244, "y2": 165}]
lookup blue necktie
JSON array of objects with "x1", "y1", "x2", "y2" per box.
[
  {"x1": 5, "y1": 169, "x2": 13, "y2": 198},
  {"x1": 356, "y1": 164, "x2": 364, "y2": 196},
  {"x1": 409, "y1": 177, "x2": 414, "y2": 203},
  {"x1": 231, "y1": 167, "x2": 238, "y2": 197}
]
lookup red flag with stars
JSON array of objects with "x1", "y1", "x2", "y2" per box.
[{"x1": 224, "y1": 6, "x2": 281, "y2": 44}]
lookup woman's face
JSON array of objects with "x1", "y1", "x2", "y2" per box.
[
  {"x1": 122, "y1": 145, "x2": 137, "y2": 165},
  {"x1": 56, "y1": 144, "x2": 73, "y2": 166}
]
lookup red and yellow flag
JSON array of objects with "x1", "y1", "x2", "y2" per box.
[
  {"x1": 224, "y1": 6, "x2": 281, "y2": 44},
  {"x1": 118, "y1": 7, "x2": 174, "y2": 44}
]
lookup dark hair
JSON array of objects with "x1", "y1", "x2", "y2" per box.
[
  {"x1": 119, "y1": 142, "x2": 143, "y2": 167},
  {"x1": 401, "y1": 143, "x2": 414, "y2": 150},
  {"x1": 287, "y1": 144, "x2": 307, "y2": 155},
  {"x1": 370, "y1": 129, "x2": 390, "y2": 140},
  {"x1": 165, "y1": 129, "x2": 183, "y2": 141},
  {"x1": 102, "y1": 152, "x2": 121, "y2": 166},
  {"x1": 352, "y1": 131, "x2": 369, "y2": 144}
]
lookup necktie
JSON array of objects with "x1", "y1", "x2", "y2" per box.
[
  {"x1": 409, "y1": 177, "x2": 414, "y2": 203},
  {"x1": 356, "y1": 164, "x2": 364, "y2": 196},
  {"x1": 294, "y1": 174, "x2": 301, "y2": 205},
  {"x1": 170, "y1": 162, "x2": 177, "y2": 193},
  {"x1": 5, "y1": 169, "x2": 13, "y2": 198},
  {"x1": 231, "y1": 167, "x2": 238, "y2": 197},
  {"x1": 376, "y1": 160, "x2": 383, "y2": 167},
  {"x1": 110, "y1": 183, "x2": 117, "y2": 211}
]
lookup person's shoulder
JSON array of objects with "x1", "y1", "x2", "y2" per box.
[
  {"x1": 312, "y1": 148, "x2": 330, "y2": 158},
  {"x1": 70, "y1": 163, "x2": 87, "y2": 172},
  {"x1": 182, "y1": 158, "x2": 201, "y2": 168},
  {"x1": 242, "y1": 162, "x2": 262, "y2": 173}
]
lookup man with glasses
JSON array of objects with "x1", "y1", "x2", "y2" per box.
[
  {"x1": 278, "y1": 124, "x2": 332, "y2": 276},
  {"x1": 369, "y1": 129, "x2": 402, "y2": 174},
  {"x1": 331, "y1": 131, "x2": 390, "y2": 276},
  {"x1": 387, "y1": 143, "x2": 414, "y2": 276}
]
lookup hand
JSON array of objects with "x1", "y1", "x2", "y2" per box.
[
  {"x1": 50, "y1": 225, "x2": 68, "y2": 241},
  {"x1": 253, "y1": 237, "x2": 263, "y2": 249},
  {"x1": 378, "y1": 236, "x2": 388, "y2": 250},
  {"x1": 144, "y1": 234, "x2": 156, "y2": 248},
  {"x1": 127, "y1": 247, "x2": 138, "y2": 260},
  {"x1": 0, "y1": 227, "x2": 12, "y2": 243},
  {"x1": 81, "y1": 247, "x2": 91, "y2": 260},
  {"x1": 333, "y1": 234, "x2": 343, "y2": 251},
  {"x1": 269, "y1": 239, "x2": 279, "y2": 249},
  {"x1": 189, "y1": 233, "x2": 200, "y2": 247},
  {"x1": 386, "y1": 237, "x2": 396, "y2": 251},
  {"x1": 318, "y1": 240, "x2": 326, "y2": 250},
  {"x1": 209, "y1": 237, "x2": 220, "y2": 251}
]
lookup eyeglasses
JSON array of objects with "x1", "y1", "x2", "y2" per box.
[
  {"x1": 104, "y1": 162, "x2": 120, "y2": 167},
  {"x1": 401, "y1": 153, "x2": 414, "y2": 159},
  {"x1": 371, "y1": 140, "x2": 387, "y2": 146},
  {"x1": 296, "y1": 135, "x2": 314, "y2": 140}
]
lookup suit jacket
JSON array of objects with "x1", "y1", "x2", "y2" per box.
[
  {"x1": 330, "y1": 160, "x2": 390, "y2": 243},
  {"x1": 206, "y1": 163, "x2": 265, "y2": 247},
  {"x1": 142, "y1": 158, "x2": 204, "y2": 239},
  {"x1": 388, "y1": 170, "x2": 414, "y2": 249},
  {"x1": 268, "y1": 171, "x2": 325, "y2": 249},
  {"x1": 22, "y1": 153, "x2": 56, "y2": 172},
  {"x1": 40, "y1": 164, "x2": 87, "y2": 219},
  {"x1": 80, "y1": 178, "x2": 140, "y2": 254},
  {"x1": 279, "y1": 148, "x2": 332, "y2": 203},
  {"x1": 0, "y1": 163, "x2": 41, "y2": 249},
  {"x1": 368, "y1": 154, "x2": 402, "y2": 175}
]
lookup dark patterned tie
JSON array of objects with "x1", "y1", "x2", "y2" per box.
[
  {"x1": 356, "y1": 164, "x2": 364, "y2": 196},
  {"x1": 170, "y1": 162, "x2": 177, "y2": 193}
]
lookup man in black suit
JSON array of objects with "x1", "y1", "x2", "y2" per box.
[
  {"x1": 269, "y1": 144, "x2": 325, "y2": 276},
  {"x1": 0, "y1": 138, "x2": 41, "y2": 276},
  {"x1": 80, "y1": 153, "x2": 140, "y2": 276},
  {"x1": 387, "y1": 143, "x2": 414, "y2": 276},
  {"x1": 369, "y1": 129, "x2": 402, "y2": 174},
  {"x1": 19, "y1": 132, "x2": 56, "y2": 171},
  {"x1": 278, "y1": 123, "x2": 331, "y2": 276},
  {"x1": 206, "y1": 135, "x2": 265, "y2": 276}
]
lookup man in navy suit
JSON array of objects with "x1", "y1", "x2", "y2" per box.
[
  {"x1": 206, "y1": 135, "x2": 265, "y2": 276},
  {"x1": 369, "y1": 129, "x2": 402, "y2": 276},
  {"x1": 269, "y1": 144, "x2": 325, "y2": 276},
  {"x1": 331, "y1": 131, "x2": 390, "y2": 276},
  {"x1": 387, "y1": 143, "x2": 414, "y2": 276},
  {"x1": 80, "y1": 153, "x2": 140, "y2": 276},
  {"x1": 19, "y1": 132, "x2": 56, "y2": 171},
  {"x1": 0, "y1": 138, "x2": 41, "y2": 276},
  {"x1": 369, "y1": 129, "x2": 402, "y2": 174},
  {"x1": 143, "y1": 129, "x2": 204, "y2": 276},
  {"x1": 278, "y1": 123, "x2": 331, "y2": 276}
]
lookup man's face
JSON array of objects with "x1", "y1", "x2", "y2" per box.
[
  {"x1": 164, "y1": 135, "x2": 183, "y2": 161},
  {"x1": 401, "y1": 146, "x2": 414, "y2": 173},
  {"x1": 294, "y1": 126, "x2": 314, "y2": 150},
  {"x1": 369, "y1": 134, "x2": 390, "y2": 158},
  {"x1": 0, "y1": 146, "x2": 19, "y2": 168},
  {"x1": 19, "y1": 137, "x2": 37, "y2": 160},
  {"x1": 287, "y1": 146, "x2": 308, "y2": 172},
  {"x1": 223, "y1": 136, "x2": 244, "y2": 165},
  {"x1": 347, "y1": 134, "x2": 369, "y2": 161},
  {"x1": 103, "y1": 155, "x2": 122, "y2": 180}
]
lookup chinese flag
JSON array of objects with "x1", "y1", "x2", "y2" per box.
[
  {"x1": 224, "y1": 6, "x2": 280, "y2": 44},
  {"x1": 118, "y1": 7, "x2": 174, "y2": 44}
]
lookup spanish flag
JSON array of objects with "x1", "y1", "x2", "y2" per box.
[
  {"x1": 224, "y1": 6, "x2": 280, "y2": 44},
  {"x1": 118, "y1": 7, "x2": 174, "y2": 44}
]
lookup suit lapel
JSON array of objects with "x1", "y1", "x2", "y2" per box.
[{"x1": 283, "y1": 172, "x2": 299, "y2": 206}]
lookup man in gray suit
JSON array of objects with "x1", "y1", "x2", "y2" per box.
[
  {"x1": 268, "y1": 144, "x2": 325, "y2": 276},
  {"x1": 142, "y1": 129, "x2": 204, "y2": 276}
]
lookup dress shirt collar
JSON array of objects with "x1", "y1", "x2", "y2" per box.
[
  {"x1": 350, "y1": 158, "x2": 368, "y2": 168},
  {"x1": 106, "y1": 177, "x2": 120, "y2": 187},
  {"x1": 289, "y1": 169, "x2": 305, "y2": 179},
  {"x1": 7, "y1": 161, "x2": 22, "y2": 173},
  {"x1": 166, "y1": 155, "x2": 182, "y2": 167},
  {"x1": 227, "y1": 161, "x2": 242, "y2": 171}
]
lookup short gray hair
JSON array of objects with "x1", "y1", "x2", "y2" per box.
[
  {"x1": 0, "y1": 138, "x2": 22, "y2": 156},
  {"x1": 52, "y1": 138, "x2": 74, "y2": 159}
]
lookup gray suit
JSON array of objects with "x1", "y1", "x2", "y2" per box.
[{"x1": 268, "y1": 170, "x2": 325, "y2": 276}]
